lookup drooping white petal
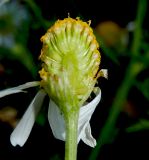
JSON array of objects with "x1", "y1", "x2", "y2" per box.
[
  {"x1": 10, "y1": 89, "x2": 46, "y2": 147},
  {"x1": 48, "y1": 100, "x2": 65, "y2": 141},
  {"x1": 0, "y1": 81, "x2": 40, "y2": 98},
  {"x1": 48, "y1": 88, "x2": 101, "y2": 147},
  {"x1": 77, "y1": 87, "x2": 101, "y2": 147},
  {"x1": 81, "y1": 123, "x2": 96, "y2": 147}
]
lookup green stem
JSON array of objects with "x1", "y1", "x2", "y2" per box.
[
  {"x1": 65, "y1": 111, "x2": 79, "y2": 160},
  {"x1": 131, "y1": 0, "x2": 147, "y2": 55},
  {"x1": 89, "y1": 0, "x2": 147, "y2": 159}
]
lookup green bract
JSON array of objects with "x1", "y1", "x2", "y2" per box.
[{"x1": 39, "y1": 17, "x2": 101, "y2": 117}]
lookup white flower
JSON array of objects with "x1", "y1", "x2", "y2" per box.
[{"x1": 0, "y1": 73, "x2": 106, "y2": 148}]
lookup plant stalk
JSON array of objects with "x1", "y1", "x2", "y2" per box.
[
  {"x1": 65, "y1": 111, "x2": 79, "y2": 160},
  {"x1": 89, "y1": 0, "x2": 147, "y2": 159}
]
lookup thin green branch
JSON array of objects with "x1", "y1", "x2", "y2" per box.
[
  {"x1": 89, "y1": 0, "x2": 147, "y2": 159},
  {"x1": 131, "y1": 0, "x2": 147, "y2": 55}
]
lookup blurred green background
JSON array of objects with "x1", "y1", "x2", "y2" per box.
[{"x1": 0, "y1": 0, "x2": 149, "y2": 160}]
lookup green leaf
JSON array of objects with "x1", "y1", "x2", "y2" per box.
[
  {"x1": 126, "y1": 119, "x2": 149, "y2": 132},
  {"x1": 135, "y1": 78, "x2": 149, "y2": 101}
]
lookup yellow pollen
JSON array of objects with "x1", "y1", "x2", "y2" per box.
[{"x1": 39, "y1": 68, "x2": 48, "y2": 81}]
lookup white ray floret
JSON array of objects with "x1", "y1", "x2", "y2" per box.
[
  {"x1": 48, "y1": 87, "x2": 101, "y2": 147},
  {"x1": 10, "y1": 89, "x2": 46, "y2": 146},
  {"x1": 0, "y1": 81, "x2": 40, "y2": 98}
]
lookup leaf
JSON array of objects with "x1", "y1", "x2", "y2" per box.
[
  {"x1": 135, "y1": 78, "x2": 149, "y2": 101},
  {"x1": 126, "y1": 119, "x2": 149, "y2": 132}
]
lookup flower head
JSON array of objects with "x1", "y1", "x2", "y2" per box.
[{"x1": 39, "y1": 17, "x2": 101, "y2": 117}]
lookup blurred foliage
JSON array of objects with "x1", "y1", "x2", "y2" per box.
[
  {"x1": 0, "y1": 0, "x2": 37, "y2": 77},
  {"x1": 89, "y1": 0, "x2": 149, "y2": 159},
  {"x1": 135, "y1": 78, "x2": 149, "y2": 101},
  {"x1": 0, "y1": 0, "x2": 149, "y2": 160},
  {"x1": 50, "y1": 154, "x2": 61, "y2": 160},
  {"x1": 127, "y1": 119, "x2": 149, "y2": 132}
]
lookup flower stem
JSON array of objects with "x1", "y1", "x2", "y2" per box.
[{"x1": 65, "y1": 111, "x2": 79, "y2": 160}]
